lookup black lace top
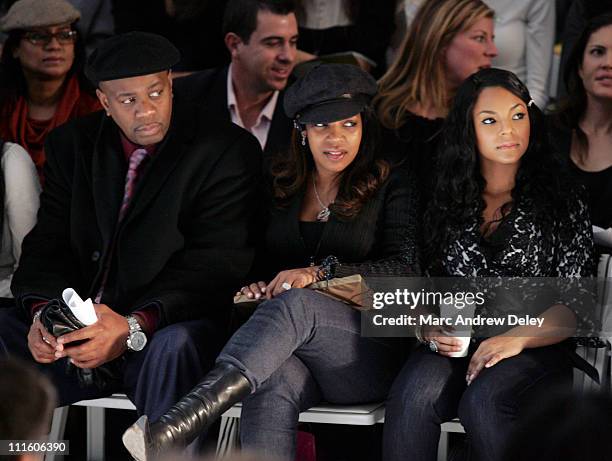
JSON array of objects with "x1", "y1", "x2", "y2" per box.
[
  {"x1": 436, "y1": 195, "x2": 598, "y2": 342},
  {"x1": 441, "y1": 195, "x2": 594, "y2": 278}
]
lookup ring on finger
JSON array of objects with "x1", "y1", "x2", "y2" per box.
[
  {"x1": 281, "y1": 282, "x2": 292, "y2": 291},
  {"x1": 428, "y1": 340, "x2": 439, "y2": 353}
]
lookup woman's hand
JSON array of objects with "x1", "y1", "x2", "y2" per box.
[
  {"x1": 466, "y1": 336, "x2": 526, "y2": 384},
  {"x1": 235, "y1": 281, "x2": 268, "y2": 301},
  {"x1": 267, "y1": 267, "x2": 319, "y2": 298},
  {"x1": 422, "y1": 326, "x2": 465, "y2": 357}
]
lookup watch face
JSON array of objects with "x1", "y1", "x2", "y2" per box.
[{"x1": 130, "y1": 331, "x2": 147, "y2": 351}]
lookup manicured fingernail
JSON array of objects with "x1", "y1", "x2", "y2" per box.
[
  {"x1": 247, "y1": 293, "x2": 253, "y2": 298},
  {"x1": 261, "y1": 287, "x2": 266, "y2": 293},
  {"x1": 255, "y1": 293, "x2": 261, "y2": 299}
]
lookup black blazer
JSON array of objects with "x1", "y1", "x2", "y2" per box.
[
  {"x1": 173, "y1": 66, "x2": 293, "y2": 166},
  {"x1": 12, "y1": 95, "x2": 262, "y2": 326},
  {"x1": 258, "y1": 168, "x2": 421, "y2": 280}
]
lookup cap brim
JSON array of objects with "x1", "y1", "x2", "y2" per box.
[{"x1": 297, "y1": 96, "x2": 369, "y2": 124}]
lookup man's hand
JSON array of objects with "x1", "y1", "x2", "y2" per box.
[
  {"x1": 55, "y1": 304, "x2": 130, "y2": 369},
  {"x1": 28, "y1": 314, "x2": 58, "y2": 363},
  {"x1": 466, "y1": 336, "x2": 526, "y2": 385}
]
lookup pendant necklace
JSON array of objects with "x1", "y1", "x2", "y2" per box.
[{"x1": 312, "y1": 174, "x2": 331, "y2": 222}]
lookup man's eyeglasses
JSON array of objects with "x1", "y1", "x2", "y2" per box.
[{"x1": 22, "y1": 30, "x2": 78, "y2": 46}]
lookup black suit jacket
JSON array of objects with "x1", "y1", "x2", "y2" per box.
[
  {"x1": 257, "y1": 169, "x2": 421, "y2": 280},
  {"x1": 12, "y1": 95, "x2": 262, "y2": 326},
  {"x1": 173, "y1": 66, "x2": 293, "y2": 166}
]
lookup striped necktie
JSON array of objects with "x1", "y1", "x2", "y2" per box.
[
  {"x1": 94, "y1": 148, "x2": 149, "y2": 303},
  {"x1": 118, "y1": 148, "x2": 148, "y2": 222}
]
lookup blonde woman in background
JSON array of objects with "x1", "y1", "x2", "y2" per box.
[{"x1": 375, "y1": 0, "x2": 497, "y2": 208}]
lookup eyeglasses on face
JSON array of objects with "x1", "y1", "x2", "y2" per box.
[{"x1": 21, "y1": 30, "x2": 77, "y2": 46}]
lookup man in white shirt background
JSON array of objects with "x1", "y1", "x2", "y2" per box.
[{"x1": 174, "y1": 0, "x2": 298, "y2": 165}]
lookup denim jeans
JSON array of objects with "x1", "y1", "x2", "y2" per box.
[
  {"x1": 382, "y1": 344, "x2": 573, "y2": 461},
  {"x1": 216, "y1": 289, "x2": 404, "y2": 461}
]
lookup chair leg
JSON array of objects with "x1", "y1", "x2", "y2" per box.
[
  {"x1": 46, "y1": 406, "x2": 69, "y2": 461},
  {"x1": 437, "y1": 430, "x2": 449, "y2": 461},
  {"x1": 216, "y1": 416, "x2": 240, "y2": 457},
  {"x1": 86, "y1": 407, "x2": 105, "y2": 461}
]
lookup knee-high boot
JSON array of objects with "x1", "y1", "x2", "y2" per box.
[{"x1": 122, "y1": 362, "x2": 251, "y2": 461}]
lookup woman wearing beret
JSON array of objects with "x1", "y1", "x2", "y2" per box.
[
  {"x1": 123, "y1": 63, "x2": 420, "y2": 461},
  {"x1": 382, "y1": 68, "x2": 594, "y2": 461},
  {"x1": 375, "y1": 0, "x2": 497, "y2": 209},
  {"x1": 0, "y1": 0, "x2": 101, "y2": 182}
]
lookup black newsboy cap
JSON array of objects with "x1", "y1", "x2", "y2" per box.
[
  {"x1": 284, "y1": 63, "x2": 377, "y2": 124},
  {"x1": 85, "y1": 32, "x2": 180, "y2": 86}
]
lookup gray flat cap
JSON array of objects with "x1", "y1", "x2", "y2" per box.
[{"x1": 0, "y1": 0, "x2": 80, "y2": 33}]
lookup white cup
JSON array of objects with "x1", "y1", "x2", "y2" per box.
[
  {"x1": 438, "y1": 297, "x2": 476, "y2": 358},
  {"x1": 445, "y1": 335, "x2": 471, "y2": 358}
]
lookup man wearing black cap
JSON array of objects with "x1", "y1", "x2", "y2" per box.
[
  {"x1": 0, "y1": 32, "x2": 261, "y2": 422},
  {"x1": 173, "y1": 0, "x2": 297, "y2": 166}
]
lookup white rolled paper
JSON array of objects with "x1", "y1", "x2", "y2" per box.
[{"x1": 62, "y1": 288, "x2": 98, "y2": 326}]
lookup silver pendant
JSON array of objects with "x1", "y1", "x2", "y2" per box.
[{"x1": 316, "y1": 207, "x2": 330, "y2": 222}]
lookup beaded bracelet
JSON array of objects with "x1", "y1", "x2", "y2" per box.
[{"x1": 316, "y1": 255, "x2": 339, "y2": 281}]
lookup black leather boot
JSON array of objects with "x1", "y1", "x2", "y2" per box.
[{"x1": 122, "y1": 362, "x2": 251, "y2": 461}]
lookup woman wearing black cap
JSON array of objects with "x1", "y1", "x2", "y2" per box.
[{"x1": 122, "y1": 63, "x2": 420, "y2": 461}]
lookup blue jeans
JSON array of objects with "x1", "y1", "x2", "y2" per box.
[
  {"x1": 216, "y1": 289, "x2": 404, "y2": 461},
  {"x1": 382, "y1": 344, "x2": 573, "y2": 461}
]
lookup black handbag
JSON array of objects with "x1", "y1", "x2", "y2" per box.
[{"x1": 40, "y1": 298, "x2": 125, "y2": 391}]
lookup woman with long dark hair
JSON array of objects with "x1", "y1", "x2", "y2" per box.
[
  {"x1": 550, "y1": 13, "x2": 612, "y2": 234},
  {"x1": 382, "y1": 68, "x2": 594, "y2": 461},
  {"x1": 122, "y1": 63, "x2": 420, "y2": 461},
  {"x1": 0, "y1": 0, "x2": 100, "y2": 181}
]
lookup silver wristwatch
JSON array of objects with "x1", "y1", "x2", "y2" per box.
[{"x1": 125, "y1": 315, "x2": 147, "y2": 352}]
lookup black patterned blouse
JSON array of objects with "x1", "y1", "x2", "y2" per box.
[
  {"x1": 442, "y1": 195, "x2": 594, "y2": 278},
  {"x1": 438, "y1": 194, "x2": 600, "y2": 349}
]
